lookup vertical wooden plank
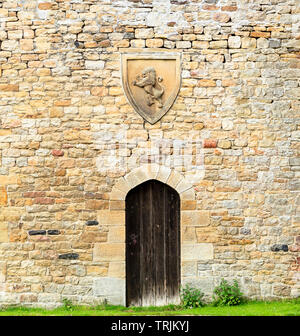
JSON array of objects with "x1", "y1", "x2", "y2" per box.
[
  {"x1": 126, "y1": 188, "x2": 141, "y2": 306},
  {"x1": 153, "y1": 179, "x2": 166, "y2": 306},
  {"x1": 165, "y1": 184, "x2": 172, "y2": 304},
  {"x1": 165, "y1": 184, "x2": 180, "y2": 304},
  {"x1": 174, "y1": 188, "x2": 181, "y2": 303},
  {"x1": 140, "y1": 180, "x2": 153, "y2": 306},
  {"x1": 173, "y1": 188, "x2": 181, "y2": 302}
]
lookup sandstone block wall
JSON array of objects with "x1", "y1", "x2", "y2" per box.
[{"x1": 0, "y1": 0, "x2": 299, "y2": 307}]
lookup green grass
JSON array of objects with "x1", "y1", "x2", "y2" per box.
[{"x1": 0, "y1": 298, "x2": 299, "y2": 316}]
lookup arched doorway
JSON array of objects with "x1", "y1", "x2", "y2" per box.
[{"x1": 125, "y1": 179, "x2": 180, "y2": 306}]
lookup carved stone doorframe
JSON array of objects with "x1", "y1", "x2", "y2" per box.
[{"x1": 98, "y1": 164, "x2": 196, "y2": 305}]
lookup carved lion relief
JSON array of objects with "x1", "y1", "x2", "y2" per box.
[
  {"x1": 133, "y1": 67, "x2": 164, "y2": 108},
  {"x1": 121, "y1": 51, "x2": 181, "y2": 124}
]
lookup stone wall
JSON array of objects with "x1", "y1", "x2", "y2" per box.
[{"x1": 0, "y1": 0, "x2": 299, "y2": 307}]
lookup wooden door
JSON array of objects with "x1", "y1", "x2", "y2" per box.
[{"x1": 126, "y1": 179, "x2": 180, "y2": 306}]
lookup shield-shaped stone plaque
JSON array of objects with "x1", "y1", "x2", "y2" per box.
[{"x1": 121, "y1": 50, "x2": 181, "y2": 124}]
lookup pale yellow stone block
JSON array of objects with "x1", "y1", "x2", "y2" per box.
[
  {"x1": 241, "y1": 37, "x2": 256, "y2": 49},
  {"x1": 176, "y1": 179, "x2": 192, "y2": 193},
  {"x1": 109, "y1": 87, "x2": 123, "y2": 96},
  {"x1": 259, "y1": 138, "x2": 274, "y2": 147},
  {"x1": 108, "y1": 262, "x2": 125, "y2": 278},
  {"x1": 0, "y1": 223, "x2": 8, "y2": 243},
  {"x1": 0, "y1": 175, "x2": 19, "y2": 185},
  {"x1": 192, "y1": 41, "x2": 209, "y2": 49},
  {"x1": 125, "y1": 165, "x2": 158, "y2": 188},
  {"x1": 66, "y1": 168, "x2": 81, "y2": 177},
  {"x1": 109, "y1": 200, "x2": 125, "y2": 210},
  {"x1": 0, "y1": 262, "x2": 6, "y2": 283},
  {"x1": 180, "y1": 188, "x2": 195, "y2": 200},
  {"x1": 93, "y1": 243, "x2": 125, "y2": 261},
  {"x1": 110, "y1": 188, "x2": 127, "y2": 201},
  {"x1": 1, "y1": 208, "x2": 22, "y2": 222},
  {"x1": 108, "y1": 226, "x2": 125, "y2": 243},
  {"x1": 124, "y1": 170, "x2": 143, "y2": 189},
  {"x1": 127, "y1": 130, "x2": 148, "y2": 140},
  {"x1": 181, "y1": 200, "x2": 197, "y2": 210},
  {"x1": 86, "y1": 265, "x2": 108, "y2": 276},
  {"x1": 146, "y1": 39, "x2": 164, "y2": 48},
  {"x1": 135, "y1": 28, "x2": 154, "y2": 39},
  {"x1": 144, "y1": 164, "x2": 159, "y2": 180},
  {"x1": 113, "y1": 177, "x2": 131, "y2": 193},
  {"x1": 36, "y1": 41, "x2": 51, "y2": 52},
  {"x1": 0, "y1": 9, "x2": 8, "y2": 18},
  {"x1": 130, "y1": 166, "x2": 148, "y2": 185},
  {"x1": 97, "y1": 210, "x2": 125, "y2": 225},
  {"x1": 20, "y1": 39, "x2": 34, "y2": 51},
  {"x1": 130, "y1": 39, "x2": 146, "y2": 48},
  {"x1": 218, "y1": 140, "x2": 232, "y2": 149},
  {"x1": 181, "y1": 210, "x2": 210, "y2": 226},
  {"x1": 182, "y1": 243, "x2": 213, "y2": 260},
  {"x1": 181, "y1": 226, "x2": 196, "y2": 243},
  {"x1": 156, "y1": 166, "x2": 171, "y2": 183},
  {"x1": 196, "y1": 228, "x2": 218, "y2": 243},
  {"x1": 167, "y1": 170, "x2": 183, "y2": 189},
  {"x1": 0, "y1": 129, "x2": 11, "y2": 136}
]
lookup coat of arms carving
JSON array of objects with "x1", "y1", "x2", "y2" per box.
[{"x1": 121, "y1": 51, "x2": 181, "y2": 124}]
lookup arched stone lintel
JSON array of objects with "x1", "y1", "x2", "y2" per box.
[{"x1": 110, "y1": 164, "x2": 195, "y2": 201}]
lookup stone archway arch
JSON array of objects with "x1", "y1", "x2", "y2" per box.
[{"x1": 109, "y1": 163, "x2": 195, "y2": 203}]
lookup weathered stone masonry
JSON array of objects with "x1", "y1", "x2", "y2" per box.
[{"x1": 0, "y1": 0, "x2": 299, "y2": 307}]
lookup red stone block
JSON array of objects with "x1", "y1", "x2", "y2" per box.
[
  {"x1": 24, "y1": 191, "x2": 46, "y2": 198},
  {"x1": 99, "y1": 40, "x2": 111, "y2": 47},
  {"x1": 221, "y1": 6, "x2": 237, "y2": 12},
  {"x1": 290, "y1": 245, "x2": 300, "y2": 252},
  {"x1": 203, "y1": 5, "x2": 218, "y2": 10},
  {"x1": 34, "y1": 197, "x2": 55, "y2": 205},
  {"x1": 204, "y1": 139, "x2": 217, "y2": 148},
  {"x1": 52, "y1": 149, "x2": 64, "y2": 156}
]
